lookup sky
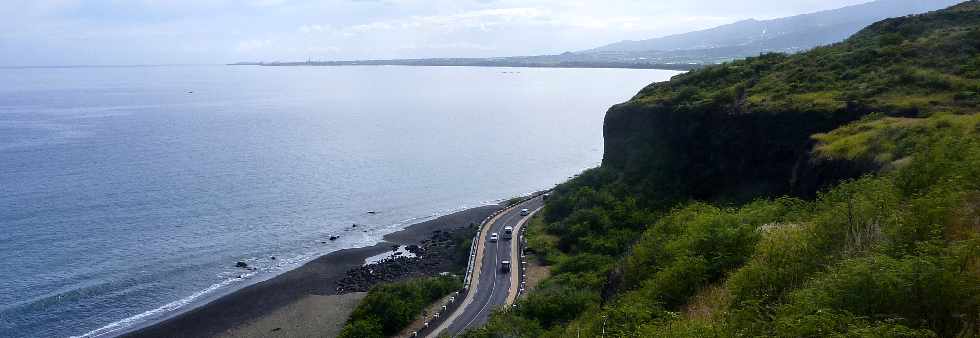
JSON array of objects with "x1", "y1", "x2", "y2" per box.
[{"x1": 0, "y1": 0, "x2": 875, "y2": 66}]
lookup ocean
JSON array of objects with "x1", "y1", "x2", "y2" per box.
[{"x1": 0, "y1": 65, "x2": 680, "y2": 337}]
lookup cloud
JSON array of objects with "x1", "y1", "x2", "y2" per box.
[
  {"x1": 248, "y1": 0, "x2": 288, "y2": 7},
  {"x1": 304, "y1": 7, "x2": 648, "y2": 37},
  {"x1": 299, "y1": 24, "x2": 330, "y2": 33},
  {"x1": 236, "y1": 39, "x2": 273, "y2": 52}
]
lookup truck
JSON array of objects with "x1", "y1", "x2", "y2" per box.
[
  {"x1": 500, "y1": 260, "x2": 511, "y2": 272},
  {"x1": 503, "y1": 226, "x2": 513, "y2": 240}
]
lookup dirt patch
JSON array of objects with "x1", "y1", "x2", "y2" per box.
[
  {"x1": 523, "y1": 257, "x2": 551, "y2": 294},
  {"x1": 681, "y1": 284, "x2": 729, "y2": 322}
]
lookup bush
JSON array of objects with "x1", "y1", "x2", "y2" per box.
[
  {"x1": 340, "y1": 276, "x2": 461, "y2": 336},
  {"x1": 726, "y1": 224, "x2": 823, "y2": 306},
  {"x1": 639, "y1": 319, "x2": 727, "y2": 338},
  {"x1": 640, "y1": 255, "x2": 710, "y2": 308},
  {"x1": 515, "y1": 284, "x2": 600, "y2": 328},
  {"x1": 338, "y1": 319, "x2": 383, "y2": 338},
  {"x1": 463, "y1": 310, "x2": 547, "y2": 338},
  {"x1": 774, "y1": 308, "x2": 938, "y2": 338},
  {"x1": 776, "y1": 251, "x2": 980, "y2": 337}
]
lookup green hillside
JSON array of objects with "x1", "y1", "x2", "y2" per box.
[
  {"x1": 603, "y1": 0, "x2": 980, "y2": 206},
  {"x1": 465, "y1": 2, "x2": 980, "y2": 337}
]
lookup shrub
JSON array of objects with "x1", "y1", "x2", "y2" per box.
[
  {"x1": 463, "y1": 310, "x2": 547, "y2": 338},
  {"x1": 726, "y1": 224, "x2": 823, "y2": 305},
  {"x1": 341, "y1": 276, "x2": 460, "y2": 336},
  {"x1": 515, "y1": 284, "x2": 600, "y2": 328},
  {"x1": 338, "y1": 318, "x2": 383, "y2": 338},
  {"x1": 777, "y1": 251, "x2": 980, "y2": 337},
  {"x1": 639, "y1": 319, "x2": 728, "y2": 338}
]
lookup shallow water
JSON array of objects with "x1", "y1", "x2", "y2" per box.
[{"x1": 0, "y1": 65, "x2": 680, "y2": 337}]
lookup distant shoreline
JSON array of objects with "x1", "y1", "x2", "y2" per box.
[{"x1": 228, "y1": 61, "x2": 700, "y2": 71}]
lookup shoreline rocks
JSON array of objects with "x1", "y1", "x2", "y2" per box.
[{"x1": 335, "y1": 227, "x2": 468, "y2": 293}]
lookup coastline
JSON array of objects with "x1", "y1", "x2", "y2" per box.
[{"x1": 118, "y1": 204, "x2": 502, "y2": 338}]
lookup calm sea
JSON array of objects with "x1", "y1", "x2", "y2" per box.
[{"x1": 0, "y1": 65, "x2": 680, "y2": 337}]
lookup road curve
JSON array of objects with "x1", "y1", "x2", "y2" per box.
[{"x1": 429, "y1": 196, "x2": 544, "y2": 337}]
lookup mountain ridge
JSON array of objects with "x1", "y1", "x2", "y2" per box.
[
  {"x1": 234, "y1": 1, "x2": 966, "y2": 70},
  {"x1": 590, "y1": 0, "x2": 963, "y2": 56}
]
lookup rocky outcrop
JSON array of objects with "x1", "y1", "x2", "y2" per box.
[
  {"x1": 602, "y1": 99, "x2": 866, "y2": 202},
  {"x1": 335, "y1": 229, "x2": 465, "y2": 293}
]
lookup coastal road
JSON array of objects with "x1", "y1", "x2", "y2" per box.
[{"x1": 430, "y1": 196, "x2": 544, "y2": 337}]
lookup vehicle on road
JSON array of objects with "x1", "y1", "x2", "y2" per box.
[
  {"x1": 489, "y1": 233, "x2": 498, "y2": 242},
  {"x1": 500, "y1": 260, "x2": 511, "y2": 272},
  {"x1": 503, "y1": 226, "x2": 513, "y2": 240},
  {"x1": 520, "y1": 208, "x2": 529, "y2": 216}
]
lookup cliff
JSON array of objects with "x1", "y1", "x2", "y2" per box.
[{"x1": 602, "y1": 0, "x2": 980, "y2": 202}]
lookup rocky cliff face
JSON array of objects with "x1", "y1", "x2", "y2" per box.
[{"x1": 602, "y1": 94, "x2": 866, "y2": 201}]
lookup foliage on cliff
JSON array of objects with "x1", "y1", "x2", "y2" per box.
[
  {"x1": 601, "y1": 0, "x2": 980, "y2": 206},
  {"x1": 464, "y1": 2, "x2": 980, "y2": 338}
]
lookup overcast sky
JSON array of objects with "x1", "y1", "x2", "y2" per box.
[{"x1": 0, "y1": 0, "x2": 874, "y2": 66}]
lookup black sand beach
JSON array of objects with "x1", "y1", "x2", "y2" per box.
[{"x1": 121, "y1": 205, "x2": 501, "y2": 338}]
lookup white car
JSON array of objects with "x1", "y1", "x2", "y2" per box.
[
  {"x1": 489, "y1": 233, "x2": 498, "y2": 242},
  {"x1": 520, "y1": 208, "x2": 530, "y2": 216}
]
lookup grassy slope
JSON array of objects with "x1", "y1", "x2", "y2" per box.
[
  {"x1": 601, "y1": 1, "x2": 980, "y2": 205},
  {"x1": 465, "y1": 2, "x2": 980, "y2": 338}
]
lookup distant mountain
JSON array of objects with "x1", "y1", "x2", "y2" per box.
[
  {"x1": 235, "y1": 0, "x2": 966, "y2": 70},
  {"x1": 590, "y1": 0, "x2": 963, "y2": 56}
]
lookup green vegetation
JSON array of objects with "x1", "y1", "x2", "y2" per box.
[
  {"x1": 602, "y1": 1, "x2": 980, "y2": 205},
  {"x1": 339, "y1": 276, "x2": 460, "y2": 338},
  {"x1": 468, "y1": 106, "x2": 980, "y2": 338},
  {"x1": 464, "y1": 3, "x2": 980, "y2": 338}
]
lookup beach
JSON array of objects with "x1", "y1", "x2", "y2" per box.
[{"x1": 121, "y1": 205, "x2": 502, "y2": 338}]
